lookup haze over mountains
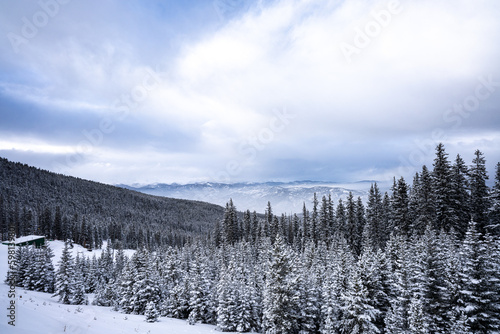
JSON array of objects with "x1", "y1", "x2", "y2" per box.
[{"x1": 120, "y1": 180, "x2": 388, "y2": 214}]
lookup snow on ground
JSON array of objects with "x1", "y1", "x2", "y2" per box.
[{"x1": 0, "y1": 241, "x2": 247, "y2": 334}]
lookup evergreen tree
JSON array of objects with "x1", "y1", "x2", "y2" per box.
[
  {"x1": 408, "y1": 295, "x2": 429, "y2": 334},
  {"x1": 311, "y1": 193, "x2": 319, "y2": 244},
  {"x1": 410, "y1": 226, "x2": 445, "y2": 332},
  {"x1": 263, "y1": 234, "x2": 299, "y2": 334},
  {"x1": 145, "y1": 300, "x2": 160, "y2": 323},
  {"x1": 298, "y1": 243, "x2": 321, "y2": 333},
  {"x1": 450, "y1": 155, "x2": 471, "y2": 237},
  {"x1": 365, "y1": 183, "x2": 384, "y2": 251},
  {"x1": 384, "y1": 234, "x2": 411, "y2": 333},
  {"x1": 432, "y1": 143, "x2": 454, "y2": 231},
  {"x1": 322, "y1": 236, "x2": 354, "y2": 334},
  {"x1": 222, "y1": 199, "x2": 239, "y2": 244},
  {"x1": 469, "y1": 150, "x2": 491, "y2": 234},
  {"x1": 188, "y1": 250, "x2": 215, "y2": 325},
  {"x1": 391, "y1": 177, "x2": 410, "y2": 236},
  {"x1": 340, "y1": 265, "x2": 380, "y2": 334},
  {"x1": 53, "y1": 241, "x2": 74, "y2": 304},
  {"x1": 489, "y1": 162, "x2": 500, "y2": 234},
  {"x1": 459, "y1": 221, "x2": 497, "y2": 333},
  {"x1": 410, "y1": 166, "x2": 435, "y2": 235},
  {"x1": 40, "y1": 245, "x2": 55, "y2": 293}
]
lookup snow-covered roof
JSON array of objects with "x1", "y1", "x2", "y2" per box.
[{"x1": 11, "y1": 235, "x2": 45, "y2": 244}]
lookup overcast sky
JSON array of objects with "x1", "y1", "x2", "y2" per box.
[{"x1": 0, "y1": 0, "x2": 499, "y2": 185}]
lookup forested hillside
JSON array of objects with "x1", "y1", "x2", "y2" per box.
[{"x1": 0, "y1": 157, "x2": 224, "y2": 248}]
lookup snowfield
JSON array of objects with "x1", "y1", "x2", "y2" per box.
[{"x1": 0, "y1": 241, "x2": 246, "y2": 334}]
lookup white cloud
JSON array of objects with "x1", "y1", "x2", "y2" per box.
[{"x1": 1, "y1": 0, "x2": 499, "y2": 183}]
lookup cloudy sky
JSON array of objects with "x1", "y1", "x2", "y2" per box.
[{"x1": 1, "y1": 0, "x2": 499, "y2": 185}]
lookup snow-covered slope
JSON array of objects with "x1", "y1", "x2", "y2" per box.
[
  {"x1": 120, "y1": 181, "x2": 382, "y2": 214},
  {"x1": 0, "y1": 241, "x2": 249, "y2": 334}
]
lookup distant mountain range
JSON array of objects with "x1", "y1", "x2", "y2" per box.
[{"x1": 119, "y1": 181, "x2": 386, "y2": 214}]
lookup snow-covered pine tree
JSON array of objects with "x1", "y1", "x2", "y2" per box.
[
  {"x1": 222, "y1": 199, "x2": 239, "y2": 245},
  {"x1": 22, "y1": 246, "x2": 38, "y2": 290},
  {"x1": 384, "y1": 234, "x2": 411, "y2": 333},
  {"x1": 70, "y1": 252, "x2": 88, "y2": 305},
  {"x1": 39, "y1": 245, "x2": 55, "y2": 293},
  {"x1": 117, "y1": 260, "x2": 136, "y2": 314},
  {"x1": 365, "y1": 183, "x2": 384, "y2": 251},
  {"x1": 129, "y1": 248, "x2": 160, "y2": 315},
  {"x1": 409, "y1": 226, "x2": 445, "y2": 332},
  {"x1": 437, "y1": 230, "x2": 463, "y2": 331},
  {"x1": 459, "y1": 221, "x2": 497, "y2": 332},
  {"x1": 145, "y1": 300, "x2": 160, "y2": 323},
  {"x1": 298, "y1": 243, "x2": 321, "y2": 334},
  {"x1": 432, "y1": 143, "x2": 454, "y2": 232},
  {"x1": 263, "y1": 234, "x2": 299, "y2": 334},
  {"x1": 53, "y1": 241, "x2": 74, "y2": 304},
  {"x1": 450, "y1": 154, "x2": 470, "y2": 237},
  {"x1": 93, "y1": 278, "x2": 118, "y2": 307},
  {"x1": 321, "y1": 235, "x2": 354, "y2": 334},
  {"x1": 188, "y1": 248, "x2": 215, "y2": 325},
  {"x1": 391, "y1": 177, "x2": 410, "y2": 236},
  {"x1": 469, "y1": 150, "x2": 491, "y2": 234},
  {"x1": 14, "y1": 246, "x2": 30, "y2": 287},
  {"x1": 340, "y1": 260, "x2": 380, "y2": 334},
  {"x1": 489, "y1": 162, "x2": 500, "y2": 234},
  {"x1": 408, "y1": 294, "x2": 429, "y2": 334},
  {"x1": 216, "y1": 261, "x2": 236, "y2": 332},
  {"x1": 358, "y1": 249, "x2": 389, "y2": 332}
]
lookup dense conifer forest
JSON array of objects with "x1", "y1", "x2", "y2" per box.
[
  {"x1": 4, "y1": 143, "x2": 500, "y2": 333},
  {"x1": 0, "y1": 157, "x2": 224, "y2": 248}
]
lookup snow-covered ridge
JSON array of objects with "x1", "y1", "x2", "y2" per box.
[{"x1": 119, "y1": 181, "x2": 383, "y2": 214}]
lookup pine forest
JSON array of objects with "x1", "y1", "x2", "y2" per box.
[{"x1": 2, "y1": 143, "x2": 500, "y2": 334}]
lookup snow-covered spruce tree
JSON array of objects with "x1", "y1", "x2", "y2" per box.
[
  {"x1": 345, "y1": 192, "x2": 361, "y2": 255},
  {"x1": 365, "y1": 183, "x2": 384, "y2": 251},
  {"x1": 409, "y1": 226, "x2": 445, "y2": 332},
  {"x1": 458, "y1": 221, "x2": 498, "y2": 332},
  {"x1": 145, "y1": 300, "x2": 160, "y2": 323},
  {"x1": 297, "y1": 243, "x2": 321, "y2": 334},
  {"x1": 469, "y1": 150, "x2": 491, "y2": 234},
  {"x1": 162, "y1": 248, "x2": 190, "y2": 319},
  {"x1": 188, "y1": 248, "x2": 216, "y2": 325},
  {"x1": 263, "y1": 234, "x2": 299, "y2": 334},
  {"x1": 322, "y1": 235, "x2": 354, "y2": 334},
  {"x1": 222, "y1": 199, "x2": 239, "y2": 245},
  {"x1": 39, "y1": 245, "x2": 55, "y2": 293},
  {"x1": 450, "y1": 154, "x2": 471, "y2": 237},
  {"x1": 489, "y1": 162, "x2": 500, "y2": 234},
  {"x1": 408, "y1": 294, "x2": 429, "y2": 334},
  {"x1": 384, "y1": 234, "x2": 411, "y2": 333},
  {"x1": 432, "y1": 143, "x2": 454, "y2": 232},
  {"x1": 391, "y1": 177, "x2": 410, "y2": 236},
  {"x1": 118, "y1": 260, "x2": 136, "y2": 314},
  {"x1": 14, "y1": 246, "x2": 30, "y2": 287},
  {"x1": 53, "y1": 241, "x2": 74, "y2": 304},
  {"x1": 22, "y1": 246, "x2": 38, "y2": 290},
  {"x1": 340, "y1": 260, "x2": 380, "y2": 334},
  {"x1": 409, "y1": 166, "x2": 435, "y2": 235},
  {"x1": 436, "y1": 230, "x2": 463, "y2": 331},
  {"x1": 93, "y1": 278, "x2": 118, "y2": 307},
  {"x1": 216, "y1": 261, "x2": 236, "y2": 332},
  {"x1": 71, "y1": 253, "x2": 88, "y2": 305},
  {"x1": 357, "y1": 249, "x2": 389, "y2": 333},
  {"x1": 127, "y1": 248, "x2": 161, "y2": 315}
]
